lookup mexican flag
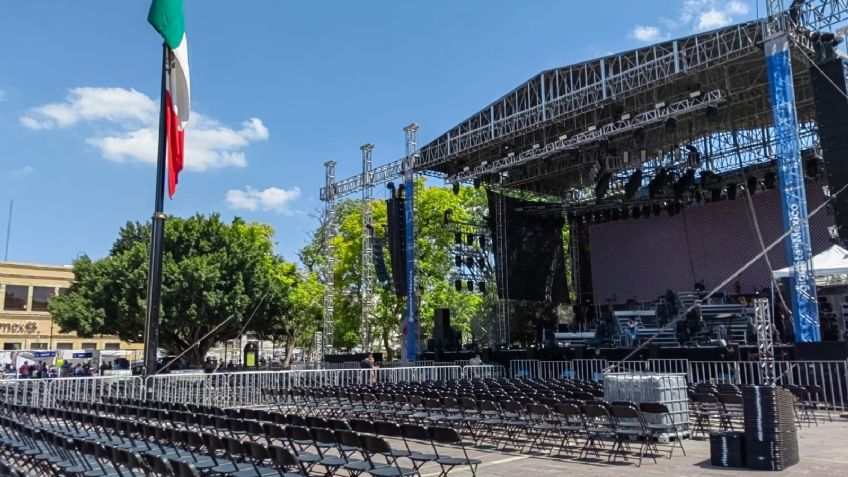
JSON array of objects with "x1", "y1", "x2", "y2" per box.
[{"x1": 148, "y1": 0, "x2": 190, "y2": 198}]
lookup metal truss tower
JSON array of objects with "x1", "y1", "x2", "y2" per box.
[
  {"x1": 403, "y1": 124, "x2": 419, "y2": 362},
  {"x1": 753, "y1": 298, "x2": 776, "y2": 385},
  {"x1": 765, "y1": 0, "x2": 821, "y2": 342},
  {"x1": 493, "y1": 190, "x2": 510, "y2": 346},
  {"x1": 321, "y1": 160, "x2": 337, "y2": 359},
  {"x1": 360, "y1": 144, "x2": 375, "y2": 351}
]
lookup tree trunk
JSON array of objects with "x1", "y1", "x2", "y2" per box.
[
  {"x1": 382, "y1": 328, "x2": 393, "y2": 362},
  {"x1": 281, "y1": 333, "x2": 296, "y2": 367}
]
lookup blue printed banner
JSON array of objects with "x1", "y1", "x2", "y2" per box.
[{"x1": 765, "y1": 35, "x2": 821, "y2": 342}]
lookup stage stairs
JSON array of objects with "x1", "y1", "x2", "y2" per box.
[{"x1": 614, "y1": 310, "x2": 680, "y2": 347}]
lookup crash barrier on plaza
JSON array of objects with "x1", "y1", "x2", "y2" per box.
[{"x1": 510, "y1": 359, "x2": 848, "y2": 411}]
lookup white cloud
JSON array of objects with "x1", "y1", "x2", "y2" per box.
[
  {"x1": 0, "y1": 89, "x2": 6, "y2": 102},
  {"x1": 21, "y1": 87, "x2": 269, "y2": 172},
  {"x1": 629, "y1": 0, "x2": 751, "y2": 42},
  {"x1": 631, "y1": 25, "x2": 661, "y2": 42},
  {"x1": 226, "y1": 186, "x2": 301, "y2": 214},
  {"x1": 9, "y1": 166, "x2": 35, "y2": 178}
]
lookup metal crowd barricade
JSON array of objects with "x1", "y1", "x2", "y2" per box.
[
  {"x1": 538, "y1": 360, "x2": 576, "y2": 380},
  {"x1": 0, "y1": 379, "x2": 50, "y2": 406},
  {"x1": 510, "y1": 360, "x2": 540, "y2": 379},
  {"x1": 46, "y1": 376, "x2": 143, "y2": 407},
  {"x1": 574, "y1": 359, "x2": 609, "y2": 381},
  {"x1": 372, "y1": 366, "x2": 462, "y2": 384},
  {"x1": 688, "y1": 361, "x2": 741, "y2": 384},
  {"x1": 462, "y1": 365, "x2": 506, "y2": 380},
  {"x1": 607, "y1": 360, "x2": 649, "y2": 374},
  {"x1": 227, "y1": 370, "x2": 298, "y2": 407},
  {"x1": 783, "y1": 360, "x2": 848, "y2": 412},
  {"x1": 145, "y1": 373, "x2": 229, "y2": 407},
  {"x1": 648, "y1": 358, "x2": 690, "y2": 374}
]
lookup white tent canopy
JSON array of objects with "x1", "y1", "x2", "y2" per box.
[{"x1": 773, "y1": 244, "x2": 848, "y2": 278}]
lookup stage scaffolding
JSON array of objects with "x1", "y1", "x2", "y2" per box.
[{"x1": 318, "y1": 1, "x2": 848, "y2": 354}]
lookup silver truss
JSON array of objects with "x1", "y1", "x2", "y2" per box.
[
  {"x1": 321, "y1": 161, "x2": 337, "y2": 358},
  {"x1": 446, "y1": 90, "x2": 726, "y2": 183},
  {"x1": 753, "y1": 298, "x2": 776, "y2": 386},
  {"x1": 360, "y1": 144, "x2": 375, "y2": 351}
]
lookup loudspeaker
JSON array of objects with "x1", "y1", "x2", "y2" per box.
[
  {"x1": 385, "y1": 197, "x2": 407, "y2": 297},
  {"x1": 812, "y1": 58, "x2": 848, "y2": 241},
  {"x1": 433, "y1": 308, "x2": 450, "y2": 342},
  {"x1": 372, "y1": 237, "x2": 389, "y2": 283}
]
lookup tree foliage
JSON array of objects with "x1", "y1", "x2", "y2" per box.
[{"x1": 49, "y1": 214, "x2": 298, "y2": 365}]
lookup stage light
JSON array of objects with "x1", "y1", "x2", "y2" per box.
[
  {"x1": 455, "y1": 255, "x2": 462, "y2": 267},
  {"x1": 595, "y1": 171, "x2": 612, "y2": 201},
  {"x1": 711, "y1": 188, "x2": 722, "y2": 202},
  {"x1": 455, "y1": 232, "x2": 462, "y2": 245},
  {"x1": 652, "y1": 204, "x2": 662, "y2": 216},
  {"x1": 466, "y1": 256, "x2": 474, "y2": 269},
  {"x1": 727, "y1": 183, "x2": 737, "y2": 200},
  {"x1": 621, "y1": 113, "x2": 631, "y2": 121},
  {"x1": 689, "y1": 90, "x2": 702, "y2": 98},
  {"x1": 558, "y1": 134, "x2": 568, "y2": 141},
  {"x1": 477, "y1": 257, "x2": 486, "y2": 269},
  {"x1": 633, "y1": 127, "x2": 645, "y2": 144},
  {"x1": 706, "y1": 105, "x2": 718, "y2": 121},
  {"x1": 466, "y1": 233, "x2": 475, "y2": 246},
  {"x1": 473, "y1": 178, "x2": 481, "y2": 189},
  {"x1": 452, "y1": 183, "x2": 460, "y2": 195},
  {"x1": 747, "y1": 175, "x2": 758, "y2": 192},
  {"x1": 665, "y1": 117, "x2": 677, "y2": 132},
  {"x1": 764, "y1": 171, "x2": 777, "y2": 189},
  {"x1": 479, "y1": 236, "x2": 487, "y2": 249},
  {"x1": 462, "y1": 166, "x2": 470, "y2": 172},
  {"x1": 454, "y1": 279, "x2": 462, "y2": 292},
  {"x1": 632, "y1": 206, "x2": 641, "y2": 218},
  {"x1": 478, "y1": 282, "x2": 486, "y2": 293},
  {"x1": 623, "y1": 151, "x2": 630, "y2": 164},
  {"x1": 655, "y1": 101, "x2": 666, "y2": 109},
  {"x1": 624, "y1": 169, "x2": 643, "y2": 199},
  {"x1": 587, "y1": 125, "x2": 597, "y2": 132},
  {"x1": 467, "y1": 281, "x2": 474, "y2": 292},
  {"x1": 480, "y1": 161, "x2": 488, "y2": 167},
  {"x1": 642, "y1": 205, "x2": 652, "y2": 217},
  {"x1": 507, "y1": 152, "x2": 515, "y2": 157},
  {"x1": 673, "y1": 169, "x2": 696, "y2": 198},
  {"x1": 532, "y1": 144, "x2": 540, "y2": 149}
]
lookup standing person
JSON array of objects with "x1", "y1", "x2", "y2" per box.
[
  {"x1": 625, "y1": 317, "x2": 639, "y2": 347},
  {"x1": 469, "y1": 354, "x2": 483, "y2": 366},
  {"x1": 203, "y1": 357, "x2": 214, "y2": 374},
  {"x1": 19, "y1": 362, "x2": 29, "y2": 379},
  {"x1": 360, "y1": 353, "x2": 378, "y2": 384}
]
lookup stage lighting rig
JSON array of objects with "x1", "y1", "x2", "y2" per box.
[
  {"x1": 673, "y1": 169, "x2": 696, "y2": 198},
  {"x1": 624, "y1": 169, "x2": 643, "y2": 199}
]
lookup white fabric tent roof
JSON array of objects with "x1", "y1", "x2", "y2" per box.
[{"x1": 773, "y1": 244, "x2": 848, "y2": 278}]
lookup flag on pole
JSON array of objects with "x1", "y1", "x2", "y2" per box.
[{"x1": 148, "y1": 0, "x2": 190, "y2": 198}]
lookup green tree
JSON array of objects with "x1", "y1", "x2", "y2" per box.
[
  {"x1": 308, "y1": 179, "x2": 495, "y2": 359},
  {"x1": 49, "y1": 214, "x2": 284, "y2": 366}
]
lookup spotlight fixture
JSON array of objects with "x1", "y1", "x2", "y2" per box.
[
  {"x1": 689, "y1": 90, "x2": 702, "y2": 98},
  {"x1": 620, "y1": 113, "x2": 632, "y2": 121},
  {"x1": 747, "y1": 175, "x2": 758, "y2": 192},
  {"x1": 558, "y1": 134, "x2": 568, "y2": 141},
  {"x1": 727, "y1": 183, "x2": 738, "y2": 200},
  {"x1": 466, "y1": 233, "x2": 475, "y2": 246},
  {"x1": 655, "y1": 101, "x2": 667, "y2": 109},
  {"x1": 473, "y1": 178, "x2": 481, "y2": 189},
  {"x1": 454, "y1": 279, "x2": 462, "y2": 292},
  {"x1": 452, "y1": 183, "x2": 460, "y2": 195},
  {"x1": 462, "y1": 166, "x2": 470, "y2": 172},
  {"x1": 467, "y1": 281, "x2": 474, "y2": 292},
  {"x1": 532, "y1": 144, "x2": 540, "y2": 149},
  {"x1": 764, "y1": 171, "x2": 777, "y2": 189},
  {"x1": 624, "y1": 169, "x2": 643, "y2": 199}
]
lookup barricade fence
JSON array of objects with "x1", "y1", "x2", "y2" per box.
[
  {"x1": 509, "y1": 359, "x2": 848, "y2": 411},
  {"x1": 3, "y1": 360, "x2": 845, "y2": 411}
]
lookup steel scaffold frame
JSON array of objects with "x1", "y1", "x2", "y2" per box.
[
  {"x1": 360, "y1": 144, "x2": 375, "y2": 351},
  {"x1": 320, "y1": 161, "x2": 337, "y2": 360}
]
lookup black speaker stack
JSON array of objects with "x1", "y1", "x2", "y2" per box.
[
  {"x1": 432, "y1": 308, "x2": 460, "y2": 354},
  {"x1": 709, "y1": 431, "x2": 745, "y2": 468},
  {"x1": 811, "y1": 57, "x2": 848, "y2": 241},
  {"x1": 742, "y1": 386, "x2": 799, "y2": 471},
  {"x1": 385, "y1": 190, "x2": 407, "y2": 298}
]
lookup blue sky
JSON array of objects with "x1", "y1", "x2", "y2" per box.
[{"x1": 0, "y1": 0, "x2": 762, "y2": 265}]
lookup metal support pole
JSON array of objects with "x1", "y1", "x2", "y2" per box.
[
  {"x1": 361, "y1": 144, "x2": 375, "y2": 351},
  {"x1": 321, "y1": 161, "x2": 337, "y2": 360},
  {"x1": 764, "y1": 30, "x2": 821, "y2": 342},
  {"x1": 143, "y1": 44, "x2": 169, "y2": 380},
  {"x1": 403, "y1": 124, "x2": 419, "y2": 362}
]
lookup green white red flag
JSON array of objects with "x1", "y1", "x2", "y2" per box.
[{"x1": 148, "y1": 0, "x2": 190, "y2": 198}]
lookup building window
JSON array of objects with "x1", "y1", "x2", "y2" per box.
[
  {"x1": 104, "y1": 343, "x2": 120, "y2": 350},
  {"x1": 81, "y1": 343, "x2": 97, "y2": 350},
  {"x1": 31, "y1": 286, "x2": 55, "y2": 312},
  {"x1": 58, "y1": 287, "x2": 70, "y2": 295},
  {"x1": 3, "y1": 285, "x2": 29, "y2": 311},
  {"x1": 30, "y1": 342, "x2": 48, "y2": 350},
  {"x1": 56, "y1": 343, "x2": 73, "y2": 350},
  {"x1": 3, "y1": 343, "x2": 21, "y2": 350}
]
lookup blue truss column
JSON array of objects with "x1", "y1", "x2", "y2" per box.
[
  {"x1": 765, "y1": 34, "x2": 821, "y2": 342},
  {"x1": 403, "y1": 123, "x2": 419, "y2": 362}
]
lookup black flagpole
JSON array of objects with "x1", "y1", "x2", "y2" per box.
[{"x1": 143, "y1": 43, "x2": 169, "y2": 380}]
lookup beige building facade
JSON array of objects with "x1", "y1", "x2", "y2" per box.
[{"x1": 0, "y1": 261, "x2": 143, "y2": 352}]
